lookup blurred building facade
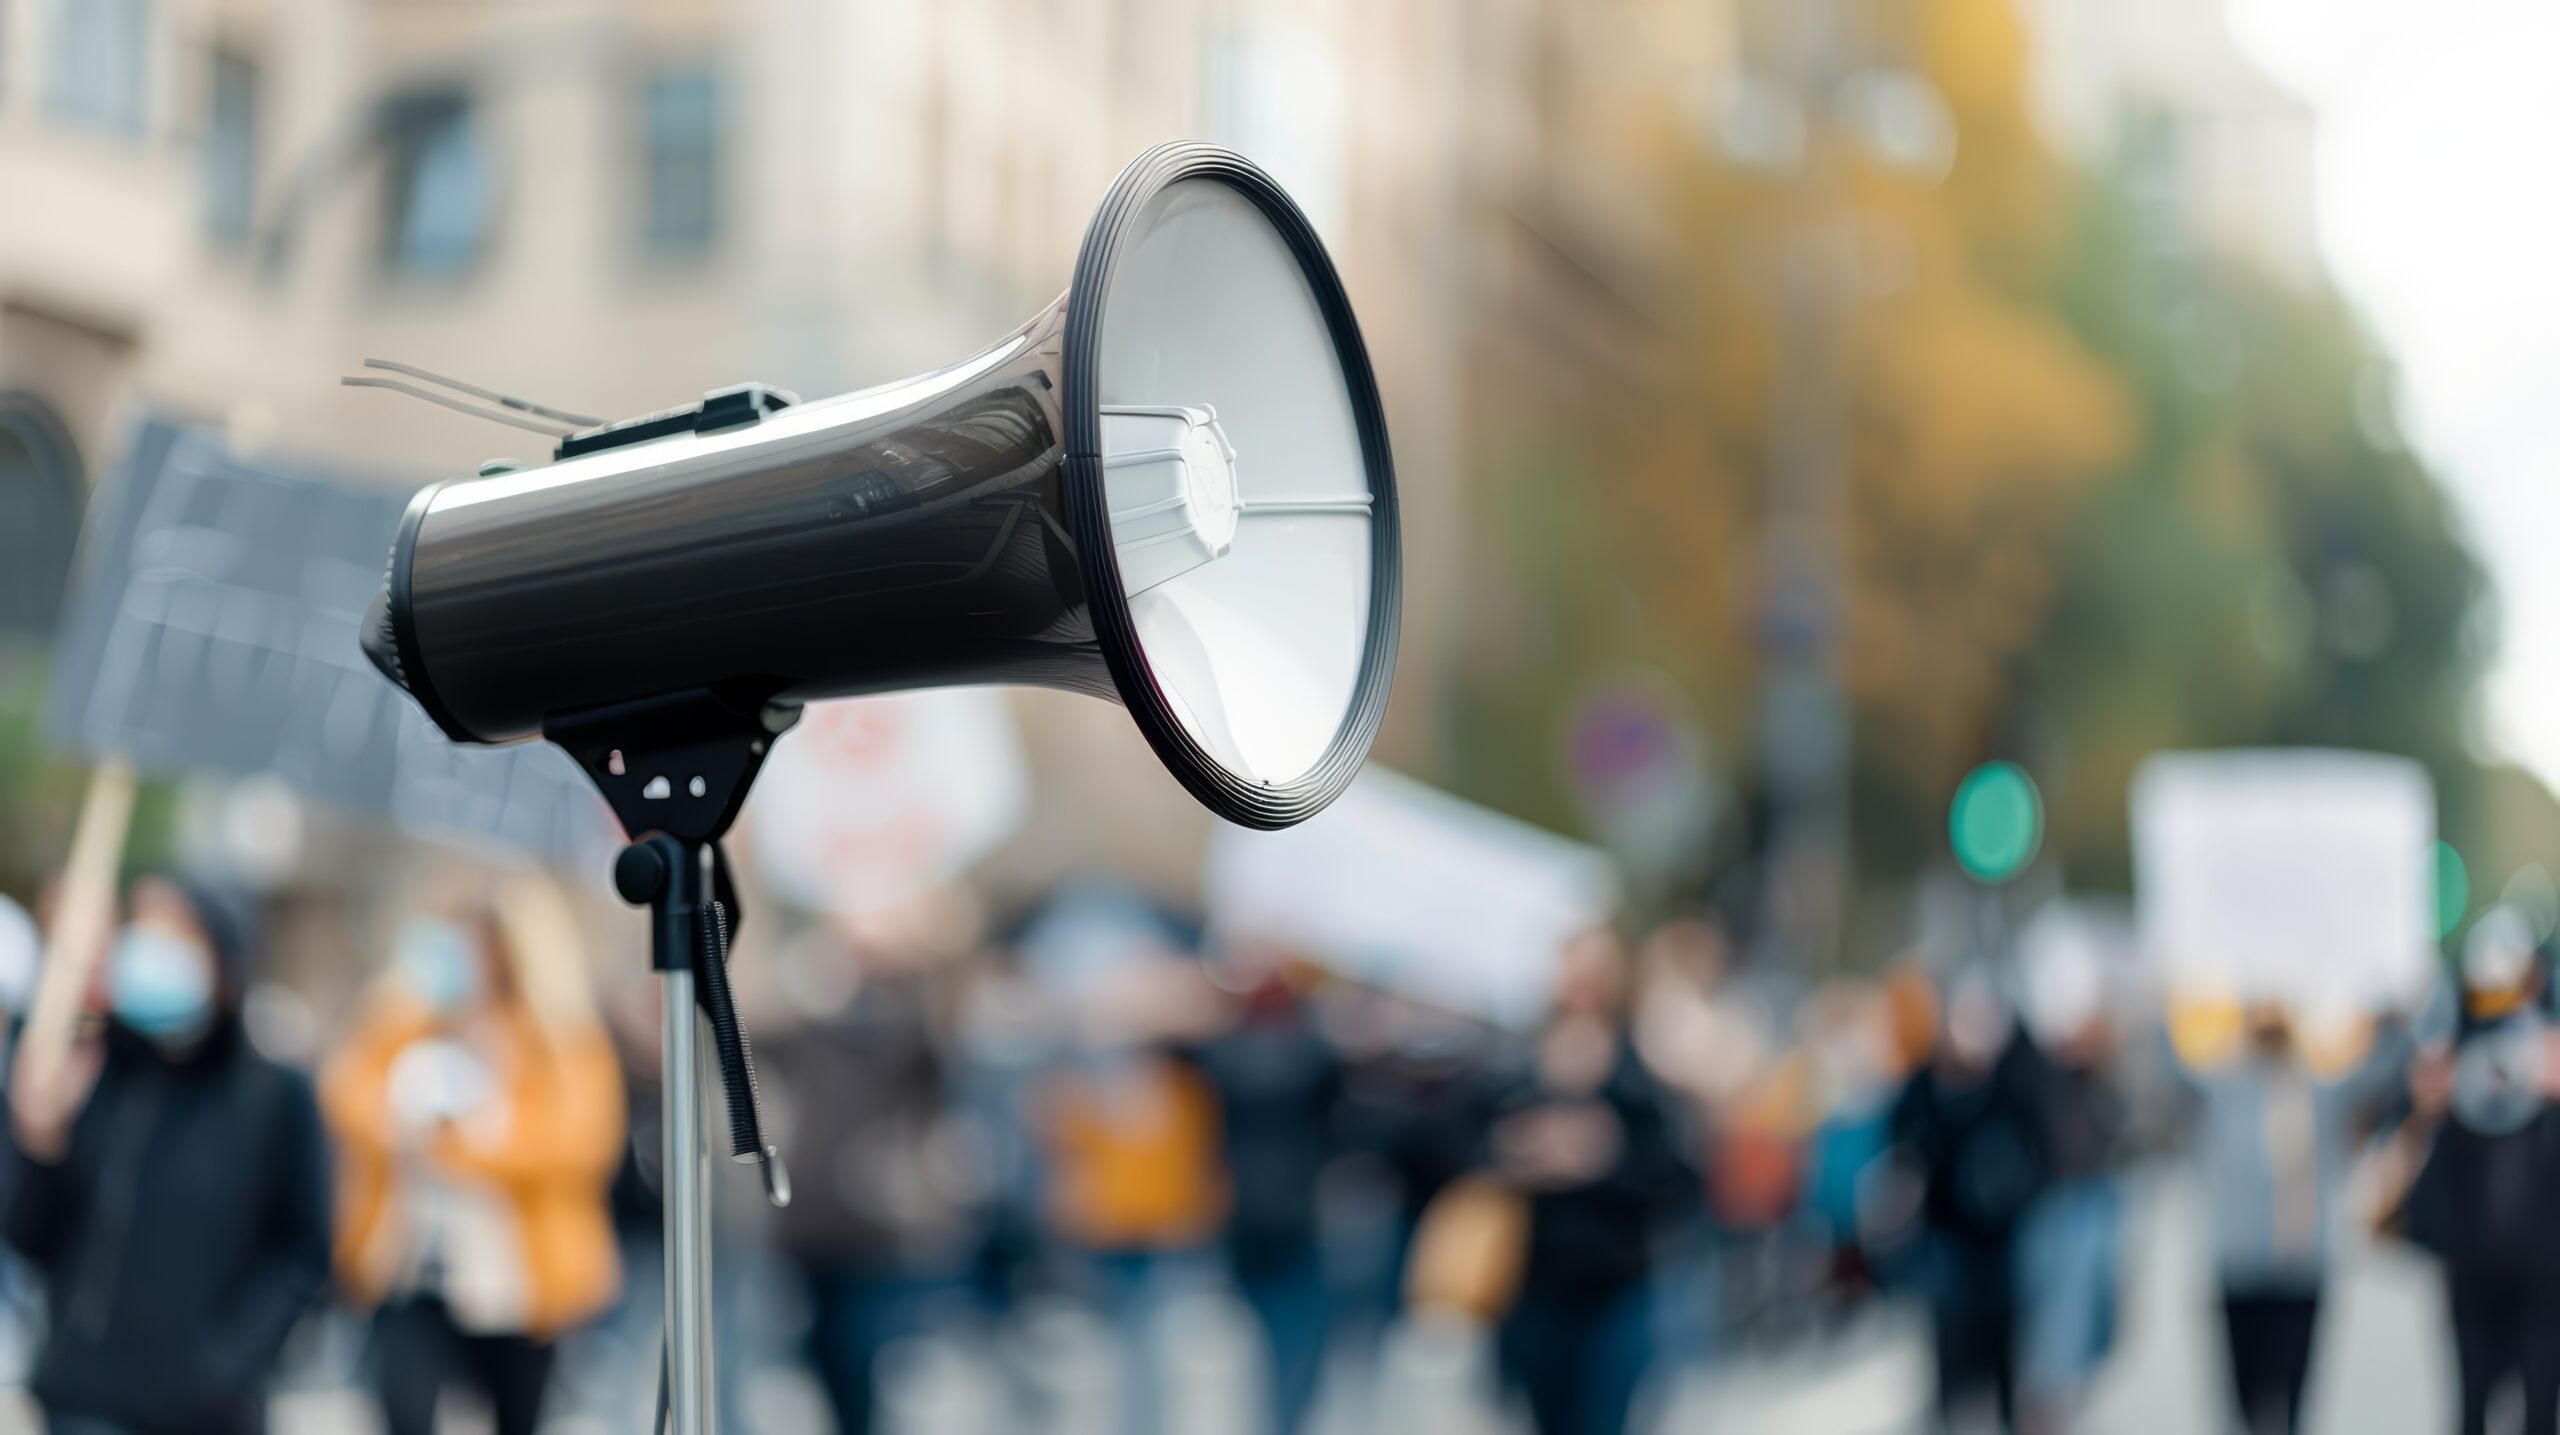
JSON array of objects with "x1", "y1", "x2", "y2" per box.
[
  {"x1": 0, "y1": 0, "x2": 1738, "y2": 896},
  {"x1": 2022, "y1": 0, "x2": 2320, "y2": 281}
]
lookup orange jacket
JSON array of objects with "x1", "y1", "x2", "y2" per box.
[
  {"x1": 1041, "y1": 1054, "x2": 1228, "y2": 1252},
  {"x1": 321, "y1": 1001, "x2": 625, "y2": 1336}
]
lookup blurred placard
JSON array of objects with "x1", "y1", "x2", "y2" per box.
[
  {"x1": 2130, "y1": 749, "x2": 2435, "y2": 1007},
  {"x1": 1206, "y1": 767, "x2": 1618, "y2": 1029},
  {"x1": 745, "y1": 689, "x2": 1027, "y2": 917},
  {"x1": 45, "y1": 420, "x2": 609, "y2": 864}
]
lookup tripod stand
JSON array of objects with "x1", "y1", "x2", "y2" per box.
[{"x1": 550, "y1": 690, "x2": 799, "y2": 1435}]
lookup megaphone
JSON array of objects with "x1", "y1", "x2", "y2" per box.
[
  {"x1": 362, "y1": 142, "x2": 1399, "y2": 833},
  {"x1": 356, "y1": 144, "x2": 1399, "y2": 1435}
]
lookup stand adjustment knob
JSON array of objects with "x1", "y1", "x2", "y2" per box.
[{"x1": 613, "y1": 842, "x2": 668, "y2": 904}]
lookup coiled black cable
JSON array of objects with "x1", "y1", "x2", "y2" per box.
[{"x1": 692, "y1": 895, "x2": 767, "y2": 1164}]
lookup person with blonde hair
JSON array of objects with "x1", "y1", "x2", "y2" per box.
[{"x1": 322, "y1": 874, "x2": 624, "y2": 1435}]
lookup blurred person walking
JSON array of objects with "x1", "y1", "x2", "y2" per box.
[
  {"x1": 1883, "y1": 971, "x2": 2053, "y2": 1434},
  {"x1": 1191, "y1": 942, "x2": 1345, "y2": 1435},
  {"x1": 4, "y1": 874, "x2": 332, "y2": 1435},
  {"x1": 1335, "y1": 991, "x2": 1497, "y2": 1336},
  {"x1": 1040, "y1": 967, "x2": 1230, "y2": 1435},
  {"x1": 760, "y1": 915, "x2": 978, "y2": 1435},
  {"x1": 2011, "y1": 931, "x2": 2128, "y2": 1435},
  {"x1": 1491, "y1": 929, "x2": 1695, "y2": 1435},
  {"x1": 2177, "y1": 998, "x2": 2401, "y2": 1435},
  {"x1": 1631, "y1": 915, "x2": 1770, "y2": 1352},
  {"x1": 322, "y1": 877, "x2": 624, "y2": 1435},
  {"x1": 1797, "y1": 980, "x2": 1903, "y2": 1316},
  {"x1": 2404, "y1": 910, "x2": 2560, "y2": 1435}
]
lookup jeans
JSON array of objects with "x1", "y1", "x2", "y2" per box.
[
  {"x1": 1064, "y1": 1248, "x2": 1220, "y2": 1435},
  {"x1": 1235, "y1": 1242, "x2": 1332, "y2": 1435},
  {"x1": 1497, "y1": 1280, "x2": 1656, "y2": 1435},
  {"x1": 2017, "y1": 1177, "x2": 2123, "y2": 1401},
  {"x1": 797, "y1": 1265, "x2": 956, "y2": 1435}
]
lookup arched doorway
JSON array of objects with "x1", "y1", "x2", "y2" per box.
[{"x1": 0, "y1": 395, "x2": 84, "y2": 645}]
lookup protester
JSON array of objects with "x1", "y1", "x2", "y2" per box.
[
  {"x1": 2405, "y1": 909, "x2": 2560, "y2": 1435},
  {"x1": 1492, "y1": 928, "x2": 1696, "y2": 1435},
  {"x1": 1191, "y1": 941, "x2": 1345, "y2": 1435},
  {"x1": 1037, "y1": 933, "x2": 1230, "y2": 1435},
  {"x1": 1798, "y1": 980, "x2": 1901, "y2": 1313},
  {"x1": 1336, "y1": 989, "x2": 1499, "y2": 1331},
  {"x1": 948, "y1": 939, "x2": 1069, "y2": 1327},
  {"x1": 1633, "y1": 916, "x2": 1783, "y2": 1349},
  {"x1": 4, "y1": 874, "x2": 332, "y2": 1435},
  {"x1": 1885, "y1": 970, "x2": 2053, "y2": 1434},
  {"x1": 322, "y1": 876, "x2": 624, "y2": 1435},
  {"x1": 760, "y1": 915, "x2": 978, "y2": 1435},
  {"x1": 2015, "y1": 939, "x2": 2129, "y2": 1435},
  {"x1": 2178, "y1": 996, "x2": 2402, "y2": 1435}
]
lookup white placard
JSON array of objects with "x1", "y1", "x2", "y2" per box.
[
  {"x1": 1205, "y1": 766, "x2": 1619, "y2": 1028},
  {"x1": 746, "y1": 689, "x2": 1028, "y2": 917},
  {"x1": 2130, "y1": 749, "x2": 2436, "y2": 1008}
]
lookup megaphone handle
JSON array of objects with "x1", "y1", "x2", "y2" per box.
[{"x1": 692, "y1": 846, "x2": 789, "y2": 1208}]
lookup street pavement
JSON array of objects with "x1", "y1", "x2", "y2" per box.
[
  {"x1": 0, "y1": 1166, "x2": 2464, "y2": 1434},
  {"x1": 1667, "y1": 1166, "x2": 2454, "y2": 1435}
]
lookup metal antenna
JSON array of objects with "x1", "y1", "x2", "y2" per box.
[
  {"x1": 341, "y1": 375, "x2": 581, "y2": 437},
  {"x1": 358, "y1": 358, "x2": 604, "y2": 427}
]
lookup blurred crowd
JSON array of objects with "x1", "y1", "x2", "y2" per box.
[{"x1": 6, "y1": 869, "x2": 2560, "y2": 1435}]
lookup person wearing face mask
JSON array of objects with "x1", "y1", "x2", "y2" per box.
[
  {"x1": 322, "y1": 877, "x2": 623, "y2": 1435},
  {"x1": 2, "y1": 874, "x2": 333, "y2": 1435}
]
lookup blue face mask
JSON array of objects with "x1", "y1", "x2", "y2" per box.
[
  {"x1": 398, "y1": 919, "x2": 481, "y2": 1013},
  {"x1": 108, "y1": 927, "x2": 215, "y2": 1044}
]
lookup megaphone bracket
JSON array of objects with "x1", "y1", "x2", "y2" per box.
[{"x1": 545, "y1": 686, "x2": 801, "y2": 847}]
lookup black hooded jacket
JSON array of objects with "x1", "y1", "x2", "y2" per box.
[
  {"x1": 1496, "y1": 1038, "x2": 1697, "y2": 1307},
  {"x1": 2406, "y1": 1007, "x2": 2560, "y2": 1284},
  {"x1": 1, "y1": 887, "x2": 331, "y2": 1435}
]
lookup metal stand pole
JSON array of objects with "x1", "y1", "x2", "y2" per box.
[
  {"x1": 661, "y1": 965, "x2": 712, "y2": 1434},
  {"x1": 625, "y1": 834, "x2": 723, "y2": 1435}
]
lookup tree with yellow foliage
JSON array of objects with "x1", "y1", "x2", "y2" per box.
[{"x1": 1445, "y1": 0, "x2": 2500, "y2": 932}]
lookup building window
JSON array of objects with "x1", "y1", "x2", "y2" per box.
[
  {"x1": 642, "y1": 67, "x2": 722, "y2": 259},
  {"x1": 46, "y1": 0, "x2": 153, "y2": 139},
  {"x1": 0, "y1": 397, "x2": 84, "y2": 644},
  {"x1": 203, "y1": 51, "x2": 259, "y2": 248},
  {"x1": 380, "y1": 89, "x2": 491, "y2": 276}
]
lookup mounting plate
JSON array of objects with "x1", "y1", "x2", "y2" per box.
[{"x1": 545, "y1": 688, "x2": 801, "y2": 844}]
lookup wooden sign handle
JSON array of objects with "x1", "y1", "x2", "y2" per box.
[{"x1": 18, "y1": 757, "x2": 138, "y2": 1083}]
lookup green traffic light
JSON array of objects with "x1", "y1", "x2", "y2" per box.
[
  {"x1": 2434, "y1": 840, "x2": 2470, "y2": 938},
  {"x1": 1951, "y1": 760, "x2": 2043, "y2": 884}
]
